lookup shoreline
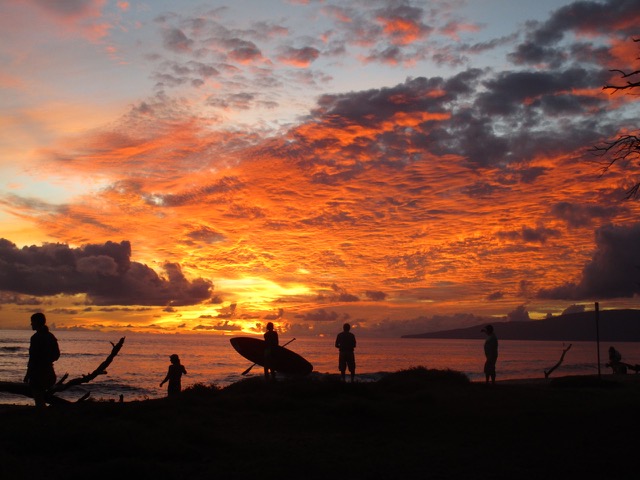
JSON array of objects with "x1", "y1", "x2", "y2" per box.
[
  {"x1": 2, "y1": 369, "x2": 639, "y2": 407},
  {"x1": 3, "y1": 368, "x2": 640, "y2": 479}
]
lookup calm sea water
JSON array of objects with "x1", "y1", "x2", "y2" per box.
[{"x1": 2, "y1": 329, "x2": 640, "y2": 405}]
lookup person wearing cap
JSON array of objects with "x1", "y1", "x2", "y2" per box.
[
  {"x1": 482, "y1": 324, "x2": 498, "y2": 384},
  {"x1": 160, "y1": 354, "x2": 187, "y2": 397},
  {"x1": 24, "y1": 312, "x2": 60, "y2": 408}
]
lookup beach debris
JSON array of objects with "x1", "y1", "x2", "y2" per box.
[
  {"x1": 544, "y1": 343, "x2": 572, "y2": 379},
  {"x1": 0, "y1": 337, "x2": 125, "y2": 405}
]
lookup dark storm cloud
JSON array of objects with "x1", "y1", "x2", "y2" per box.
[
  {"x1": 312, "y1": 76, "x2": 449, "y2": 123},
  {"x1": 476, "y1": 68, "x2": 604, "y2": 116},
  {"x1": 531, "y1": 0, "x2": 640, "y2": 45},
  {"x1": 538, "y1": 223, "x2": 640, "y2": 299},
  {"x1": 536, "y1": 93, "x2": 604, "y2": 116},
  {"x1": 465, "y1": 34, "x2": 519, "y2": 55},
  {"x1": 507, "y1": 42, "x2": 568, "y2": 67},
  {"x1": 365, "y1": 290, "x2": 387, "y2": 301},
  {"x1": 0, "y1": 239, "x2": 213, "y2": 306},
  {"x1": 497, "y1": 225, "x2": 562, "y2": 244},
  {"x1": 298, "y1": 53, "x2": 618, "y2": 172},
  {"x1": 438, "y1": 111, "x2": 510, "y2": 167},
  {"x1": 509, "y1": 0, "x2": 640, "y2": 65},
  {"x1": 551, "y1": 201, "x2": 624, "y2": 227}
]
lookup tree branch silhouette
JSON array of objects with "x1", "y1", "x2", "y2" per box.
[
  {"x1": 591, "y1": 38, "x2": 640, "y2": 199},
  {"x1": 0, "y1": 337, "x2": 125, "y2": 404}
]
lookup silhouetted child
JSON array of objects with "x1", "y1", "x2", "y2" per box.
[{"x1": 160, "y1": 354, "x2": 187, "y2": 397}]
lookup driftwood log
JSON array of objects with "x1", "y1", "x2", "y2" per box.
[
  {"x1": 0, "y1": 337, "x2": 125, "y2": 404},
  {"x1": 544, "y1": 343, "x2": 572, "y2": 379}
]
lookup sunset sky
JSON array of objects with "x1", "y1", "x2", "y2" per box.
[{"x1": 1, "y1": 0, "x2": 639, "y2": 336}]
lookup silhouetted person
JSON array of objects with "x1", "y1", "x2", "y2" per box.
[
  {"x1": 335, "y1": 323, "x2": 356, "y2": 382},
  {"x1": 264, "y1": 322, "x2": 279, "y2": 381},
  {"x1": 160, "y1": 354, "x2": 187, "y2": 397},
  {"x1": 482, "y1": 324, "x2": 498, "y2": 385},
  {"x1": 24, "y1": 312, "x2": 60, "y2": 408},
  {"x1": 608, "y1": 346, "x2": 627, "y2": 374}
]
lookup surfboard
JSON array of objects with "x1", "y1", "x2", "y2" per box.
[{"x1": 230, "y1": 337, "x2": 313, "y2": 375}]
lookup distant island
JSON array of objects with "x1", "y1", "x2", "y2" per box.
[{"x1": 402, "y1": 309, "x2": 640, "y2": 342}]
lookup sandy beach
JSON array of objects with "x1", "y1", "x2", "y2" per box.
[{"x1": 2, "y1": 368, "x2": 640, "y2": 480}]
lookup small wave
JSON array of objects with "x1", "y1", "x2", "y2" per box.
[
  {"x1": 58, "y1": 380, "x2": 155, "y2": 402},
  {"x1": 0, "y1": 346, "x2": 23, "y2": 353},
  {"x1": 60, "y1": 352, "x2": 107, "y2": 358}
]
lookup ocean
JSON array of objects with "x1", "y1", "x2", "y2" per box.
[{"x1": 2, "y1": 329, "x2": 640, "y2": 405}]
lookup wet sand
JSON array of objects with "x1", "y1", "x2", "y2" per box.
[{"x1": 2, "y1": 368, "x2": 639, "y2": 479}]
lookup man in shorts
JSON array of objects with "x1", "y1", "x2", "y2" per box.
[{"x1": 335, "y1": 323, "x2": 356, "y2": 382}]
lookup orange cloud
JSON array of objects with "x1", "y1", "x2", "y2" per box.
[
  {"x1": 29, "y1": 0, "x2": 111, "y2": 42},
  {"x1": 278, "y1": 46, "x2": 320, "y2": 68},
  {"x1": 378, "y1": 17, "x2": 427, "y2": 45}
]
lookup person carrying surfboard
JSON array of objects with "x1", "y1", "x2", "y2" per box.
[
  {"x1": 264, "y1": 322, "x2": 279, "y2": 381},
  {"x1": 335, "y1": 323, "x2": 356, "y2": 382}
]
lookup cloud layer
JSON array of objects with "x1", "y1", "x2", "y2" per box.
[
  {"x1": 0, "y1": 239, "x2": 213, "y2": 306},
  {"x1": 1, "y1": 0, "x2": 639, "y2": 333}
]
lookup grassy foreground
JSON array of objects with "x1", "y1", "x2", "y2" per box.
[{"x1": 2, "y1": 368, "x2": 640, "y2": 480}]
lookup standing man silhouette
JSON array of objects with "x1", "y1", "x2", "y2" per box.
[
  {"x1": 335, "y1": 323, "x2": 356, "y2": 382},
  {"x1": 263, "y1": 322, "x2": 279, "y2": 381},
  {"x1": 24, "y1": 312, "x2": 60, "y2": 408},
  {"x1": 482, "y1": 324, "x2": 498, "y2": 385}
]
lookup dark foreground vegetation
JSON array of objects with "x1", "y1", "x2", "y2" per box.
[{"x1": 2, "y1": 368, "x2": 640, "y2": 480}]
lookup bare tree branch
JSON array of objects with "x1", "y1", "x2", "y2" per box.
[
  {"x1": 51, "y1": 337, "x2": 126, "y2": 393},
  {"x1": 0, "y1": 337, "x2": 126, "y2": 404},
  {"x1": 592, "y1": 38, "x2": 640, "y2": 199},
  {"x1": 590, "y1": 134, "x2": 640, "y2": 198},
  {"x1": 544, "y1": 343, "x2": 572, "y2": 379}
]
